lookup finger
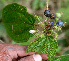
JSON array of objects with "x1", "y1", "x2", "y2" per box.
[
  {"x1": 2, "y1": 43, "x2": 35, "y2": 59},
  {"x1": 1, "y1": 43, "x2": 48, "y2": 60},
  {"x1": 12, "y1": 44, "x2": 35, "y2": 57},
  {"x1": 41, "y1": 53, "x2": 48, "y2": 60},
  {"x1": 19, "y1": 54, "x2": 42, "y2": 61}
]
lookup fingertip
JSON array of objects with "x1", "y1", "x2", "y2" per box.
[
  {"x1": 19, "y1": 54, "x2": 42, "y2": 61},
  {"x1": 33, "y1": 54, "x2": 42, "y2": 61}
]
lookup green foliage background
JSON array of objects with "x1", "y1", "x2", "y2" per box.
[{"x1": 31, "y1": 0, "x2": 46, "y2": 10}]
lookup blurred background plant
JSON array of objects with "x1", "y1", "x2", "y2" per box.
[
  {"x1": 31, "y1": 0, "x2": 46, "y2": 10},
  {"x1": 0, "y1": 0, "x2": 69, "y2": 59}
]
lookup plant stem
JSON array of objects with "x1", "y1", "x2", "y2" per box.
[{"x1": 47, "y1": 0, "x2": 49, "y2": 10}]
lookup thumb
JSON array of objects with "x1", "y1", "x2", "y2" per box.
[{"x1": 19, "y1": 54, "x2": 42, "y2": 61}]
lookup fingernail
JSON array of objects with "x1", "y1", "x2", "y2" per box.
[{"x1": 33, "y1": 54, "x2": 42, "y2": 61}]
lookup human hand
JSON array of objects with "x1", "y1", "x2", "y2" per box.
[{"x1": 0, "y1": 43, "x2": 48, "y2": 61}]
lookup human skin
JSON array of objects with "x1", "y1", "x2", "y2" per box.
[{"x1": 0, "y1": 43, "x2": 48, "y2": 61}]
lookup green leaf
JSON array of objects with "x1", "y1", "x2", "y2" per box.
[
  {"x1": 12, "y1": 35, "x2": 36, "y2": 45},
  {"x1": 27, "y1": 36, "x2": 58, "y2": 60},
  {"x1": 51, "y1": 54, "x2": 69, "y2": 61},
  {"x1": 2, "y1": 3, "x2": 36, "y2": 43}
]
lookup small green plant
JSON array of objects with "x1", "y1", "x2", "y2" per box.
[
  {"x1": 26, "y1": 0, "x2": 66, "y2": 60},
  {"x1": 2, "y1": 0, "x2": 69, "y2": 61}
]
